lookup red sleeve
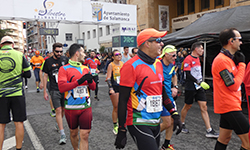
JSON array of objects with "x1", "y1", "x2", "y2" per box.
[
  {"x1": 97, "y1": 59, "x2": 101, "y2": 65},
  {"x1": 83, "y1": 59, "x2": 88, "y2": 65},
  {"x1": 88, "y1": 81, "x2": 96, "y2": 90},
  {"x1": 229, "y1": 62, "x2": 245, "y2": 91},
  {"x1": 120, "y1": 63, "x2": 136, "y2": 87},
  {"x1": 58, "y1": 66, "x2": 79, "y2": 93},
  {"x1": 183, "y1": 56, "x2": 191, "y2": 71}
]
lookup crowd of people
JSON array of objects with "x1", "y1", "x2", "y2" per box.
[{"x1": 0, "y1": 27, "x2": 249, "y2": 150}]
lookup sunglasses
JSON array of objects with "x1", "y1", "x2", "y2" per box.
[
  {"x1": 114, "y1": 53, "x2": 121, "y2": 56},
  {"x1": 167, "y1": 53, "x2": 177, "y2": 57},
  {"x1": 54, "y1": 50, "x2": 63, "y2": 53},
  {"x1": 233, "y1": 37, "x2": 242, "y2": 41},
  {"x1": 147, "y1": 38, "x2": 163, "y2": 43}
]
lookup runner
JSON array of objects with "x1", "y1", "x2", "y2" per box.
[
  {"x1": 114, "y1": 28, "x2": 182, "y2": 150},
  {"x1": 159, "y1": 45, "x2": 178, "y2": 150},
  {"x1": 42, "y1": 43, "x2": 69, "y2": 145},
  {"x1": 58, "y1": 43, "x2": 95, "y2": 150},
  {"x1": 84, "y1": 50, "x2": 101, "y2": 100},
  {"x1": 30, "y1": 50, "x2": 44, "y2": 92},
  {"x1": 106, "y1": 49, "x2": 123, "y2": 135},
  {"x1": 212, "y1": 28, "x2": 249, "y2": 150},
  {"x1": 0, "y1": 36, "x2": 31, "y2": 150}
]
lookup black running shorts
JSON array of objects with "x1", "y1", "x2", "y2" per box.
[
  {"x1": 127, "y1": 125, "x2": 160, "y2": 150},
  {"x1": 0, "y1": 96, "x2": 27, "y2": 123},
  {"x1": 185, "y1": 89, "x2": 206, "y2": 104},
  {"x1": 220, "y1": 111, "x2": 249, "y2": 135}
]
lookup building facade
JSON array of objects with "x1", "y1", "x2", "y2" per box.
[{"x1": 0, "y1": 20, "x2": 25, "y2": 51}]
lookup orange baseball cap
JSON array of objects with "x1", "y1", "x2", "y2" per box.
[{"x1": 137, "y1": 28, "x2": 167, "y2": 47}]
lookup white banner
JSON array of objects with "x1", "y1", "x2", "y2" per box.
[{"x1": 0, "y1": 0, "x2": 136, "y2": 25}]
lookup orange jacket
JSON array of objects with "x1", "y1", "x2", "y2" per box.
[
  {"x1": 30, "y1": 55, "x2": 44, "y2": 70},
  {"x1": 212, "y1": 53, "x2": 245, "y2": 114}
]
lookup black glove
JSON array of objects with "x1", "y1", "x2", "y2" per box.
[
  {"x1": 171, "y1": 112, "x2": 182, "y2": 135},
  {"x1": 233, "y1": 51, "x2": 245, "y2": 65},
  {"x1": 114, "y1": 128, "x2": 127, "y2": 149},
  {"x1": 77, "y1": 73, "x2": 93, "y2": 85}
]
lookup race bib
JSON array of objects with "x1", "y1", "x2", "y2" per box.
[
  {"x1": 116, "y1": 76, "x2": 120, "y2": 84},
  {"x1": 53, "y1": 73, "x2": 58, "y2": 83},
  {"x1": 146, "y1": 95, "x2": 162, "y2": 113},
  {"x1": 90, "y1": 69, "x2": 96, "y2": 74},
  {"x1": 35, "y1": 63, "x2": 41, "y2": 67},
  {"x1": 73, "y1": 86, "x2": 89, "y2": 98}
]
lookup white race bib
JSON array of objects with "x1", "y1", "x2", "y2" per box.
[
  {"x1": 73, "y1": 86, "x2": 88, "y2": 98},
  {"x1": 53, "y1": 73, "x2": 58, "y2": 83},
  {"x1": 90, "y1": 69, "x2": 96, "y2": 74},
  {"x1": 116, "y1": 76, "x2": 120, "y2": 84},
  {"x1": 146, "y1": 95, "x2": 162, "y2": 113}
]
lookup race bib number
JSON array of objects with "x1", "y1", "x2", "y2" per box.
[
  {"x1": 35, "y1": 63, "x2": 41, "y2": 67},
  {"x1": 146, "y1": 95, "x2": 162, "y2": 113},
  {"x1": 116, "y1": 76, "x2": 120, "y2": 84},
  {"x1": 73, "y1": 86, "x2": 88, "y2": 98},
  {"x1": 90, "y1": 69, "x2": 96, "y2": 74}
]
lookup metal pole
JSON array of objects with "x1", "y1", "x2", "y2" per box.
[{"x1": 203, "y1": 41, "x2": 206, "y2": 81}]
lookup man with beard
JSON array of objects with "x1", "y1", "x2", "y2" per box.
[
  {"x1": 42, "y1": 43, "x2": 69, "y2": 145},
  {"x1": 84, "y1": 50, "x2": 101, "y2": 101}
]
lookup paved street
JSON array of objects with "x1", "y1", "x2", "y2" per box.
[{"x1": 3, "y1": 73, "x2": 246, "y2": 150}]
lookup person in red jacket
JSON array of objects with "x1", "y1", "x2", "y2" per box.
[
  {"x1": 212, "y1": 28, "x2": 249, "y2": 150},
  {"x1": 243, "y1": 61, "x2": 250, "y2": 142},
  {"x1": 58, "y1": 43, "x2": 95, "y2": 150}
]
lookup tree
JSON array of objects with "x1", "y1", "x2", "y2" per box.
[
  {"x1": 99, "y1": 46, "x2": 105, "y2": 53},
  {"x1": 0, "y1": 20, "x2": 13, "y2": 40}
]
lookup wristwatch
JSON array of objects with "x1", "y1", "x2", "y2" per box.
[{"x1": 173, "y1": 85, "x2": 179, "y2": 89}]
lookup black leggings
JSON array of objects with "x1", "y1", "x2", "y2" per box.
[
  {"x1": 127, "y1": 125, "x2": 160, "y2": 150},
  {"x1": 93, "y1": 75, "x2": 99, "y2": 96}
]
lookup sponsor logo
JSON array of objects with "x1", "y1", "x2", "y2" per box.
[
  {"x1": 34, "y1": 0, "x2": 66, "y2": 20},
  {"x1": 121, "y1": 27, "x2": 136, "y2": 33},
  {"x1": 184, "y1": 63, "x2": 189, "y2": 68},
  {"x1": 192, "y1": 61, "x2": 196, "y2": 64},
  {"x1": 0, "y1": 57, "x2": 16, "y2": 73}
]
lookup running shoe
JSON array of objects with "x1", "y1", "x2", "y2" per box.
[
  {"x1": 25, "y1": 86, "x2": 28, "y2": 89},
  {"x1": 94, "y1": 96, "x2": 99, "y2": 101},
  {"x1": 206, "y1": 128, "x2": 219, "y2": 138},
  {"x1": 181, "y1": 124, "x2": 189, "y2": 134},
  {"x1": 161, "y1": 144, "x2": 175, "y2": 150},
  {"x1": 50, "y1": 109, "x2": 56, "y2": 117},
  {"x1": 113, "y1": 125, "x2": 118, "y2": 135},
  {"x1": 59, "y1": 134, "x2": 66, "y2": 145},
  {"x1": 37, "y1": 88, "x2": 40, "y2": 93}
]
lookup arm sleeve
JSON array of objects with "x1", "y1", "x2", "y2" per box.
[
  {"x1": 162, "y1": 85, "x2": 175, "y2": 114},
  {"x1": 185, "y1": 71, "x2": 197, "y2": 82},
  {"x1": 118, "y1": 86, "x2": 131, "y2": 128},
  {"x1": 58, "y1": 67, "x2": 79, "y2": 93},
  {"x1": 227, "y1": 62, "x2": 245, "y2": 91},
  {"x1": 97, "y1": 60, "x2": 101, "y2": 65}
]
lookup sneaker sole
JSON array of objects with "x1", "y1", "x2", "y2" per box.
[
  {"x1": 113, "y1": 129, "x2": 118, "y2": 135},
  {"x1": 59, "y1": 140, "x2": 66, "y2": 145},
  {"x1": 181, "y1": 130, "x2": 189, "y2": 134},
  {"x1": 205, "y1": 134, "x2": 219, "y2": 138}
]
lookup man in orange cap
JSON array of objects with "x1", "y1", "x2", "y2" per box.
[
  {"x1": 115, "y1": 28, "x2": 182, "y2": 150},
  {"x1": 30, "y1": 50, "x2": 44, "y2": 92}
]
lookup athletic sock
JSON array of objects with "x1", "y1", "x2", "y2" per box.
[
  {"x1": 207, "y1": 128, "x2": 212, "y2": 132},
  {"x1": 52, "y1": 109, "x2": 55, "y2": 113},
  {"x1": 60, "y1": 129, "x2": 65, "y2": 135},
  {"x1": 240, "y1": 146, "x2": 247, "y2": 150},
  {"x1": 163, "y1": 139, "x2": 170, "y2": 148},
  {"x1": 16, "y1": 148, "x2": 21, "y2": 150},
  {"x1": 215, "y1": 140, "x2": 227, "y2": 150},
  {"x1": 113, "y1": 122, "x2": 117, "y2": 127}
]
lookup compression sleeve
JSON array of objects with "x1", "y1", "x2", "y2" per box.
[
  {"x1": 162, "y1": 86, "x2": 175, "y2": 114},
  {"x1": 118, "y1": 86, "x2": 131, "y2": 129},
  {"x1": 106, "y1": 78, "x2": 113, "y2": 89},
  {"x1": 185, "y1": 71, "x2": 197, "y2": 82}
]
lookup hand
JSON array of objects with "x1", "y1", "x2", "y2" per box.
[
  {"x1": 200, "y1": 82, "x2": 210, "y2": 90},
  {"x1": 233, "y1": 51, "x2": 245, "y2": 65},
  {"x1": 114, "y1": 128, "x2": 127, "y2": 149},
  {"x1": 44, "y1": 91, "x2": 49, "y2": 101},
  {"x1": 96, "y1": 70, "x2": 100, "y2": 74},
  {"x1": 171, "y1": 112, "x2": 182, "y2": 135},
  {"x1": 171, "y1": 88, "x2": 178, "y2": 97},
  {"x1": 109, "y1": 89, "x2": 115, "y2": 94},
  {"x1": 39, "y1": 83, "x2": 44, "y2": 89},
  {"x1": 78, "y1": 73, "x2": 93, "y2": 85}
]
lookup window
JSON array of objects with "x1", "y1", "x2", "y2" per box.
[
  {"x1": 87, "y1": 31, "x2": 90, "y2": 39},
  {"x1": 215, "y1": 0, "x2": 223, "y2": 6},
  {"x1": 65, "y1": 33, "x2": 72, "y2": 41},
  {"x1": 188, "y1": 0, "x2": 195, "y2": 13},
  {"x1": 82, "y1": 32, "x2": 85, "y2": 40},
  {"x1": 99, "y1": 28, "x2": 103, "y2": 37},
  {"x1": 201, "y1": 0, "x2": 209, "y2": 10},
  {"x1": 106, "y1": 25, "x2": 110, "y2": 35},
  {"x1": 93, "y1": 29, "x2": 96, "y2": 38},
  {"x1": 177, "y1": 0, "x2": 184, "y2": 16}
]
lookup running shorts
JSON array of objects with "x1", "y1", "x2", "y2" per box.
[
  {"x1": 34, "y1": 68, "x2": 40, "y2": 82},
  {"x1": 109, "y1": 85, "x2": 119, "y2": 95},
  {"x1": 185, "y1": 89, "x2": 206, "y2": 104},
  {"x1": 65, "y1": 107, "x2": 92, "y2": 130},
  {"x1": 50, "y1": 90, "x2": 64, "y2": 109},
  {"x1": 127, "y1": 125, "x2": 160, "y2": 150},
  {"x1": 220, "y1": 111, "x2": 249, "y2": 135},
  {"x1": 0, "y1": 96, "x2": 27, "y2": 123}
]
